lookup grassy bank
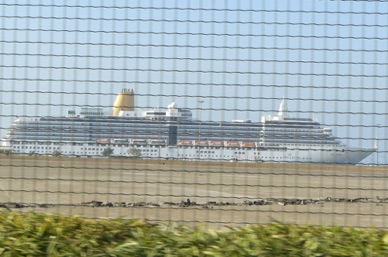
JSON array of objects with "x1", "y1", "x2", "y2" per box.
[{"x1": 0, "y1": 212, "x2": 386, "y2": 256}]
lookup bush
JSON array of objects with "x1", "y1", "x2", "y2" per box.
[
  {"x1": 102, "y1": 147, "x2": 114, "y2": 157},
  {"x1": 51, "y1": 150, "x2": 61, "y2": 157},
  {"x1": 0, "y1": 212, "x2": 386, "y2": 256}
]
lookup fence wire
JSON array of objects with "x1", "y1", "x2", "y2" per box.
[{"x1": 0, "y1": 1, "x2": 387, "y2": 228}]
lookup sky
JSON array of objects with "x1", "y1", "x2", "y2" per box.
[{"x1": 0, "y1": 0, "x2": 387, "y2": 164}]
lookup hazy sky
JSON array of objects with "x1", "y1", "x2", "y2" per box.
[{"x1": 0, "y1": 0, "x2": 387, "y2": 163}]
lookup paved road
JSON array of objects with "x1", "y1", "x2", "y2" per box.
[{"x1": 0, "y1": 155, "x2": 386, "y2": 228}]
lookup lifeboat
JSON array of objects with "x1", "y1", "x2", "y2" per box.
[
  {"x1": 96, "y1": 138, "x2": 110, "y2": 143},
  {"x1": 111, "y1": 138, "x2": 129, "y2": 144},
  {"x1": 193, "y1": 141, "x2": 209, "y2": 146},
  {"x1": 178, "y1": 140, "x2": 193, "y2": 146},
  {"x1": 149, "y1": 139, "x2": 166, "y2": 145},
  {"x1": 209, "y1": 141, "x2": 224, "y2": 147},
  {"x1": 241, "y1": 142, "x2": 255, "y2": 148},
  {"x1": 225, "y1": 141, "x2": 240, "y2": 147},
  {"x1": 131, "y1": 139, "x2": 147, "y2": 145}
]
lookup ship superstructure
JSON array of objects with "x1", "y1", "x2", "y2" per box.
[{"x1": 0, "y1": 89, "x2": 376, "y2": 164}]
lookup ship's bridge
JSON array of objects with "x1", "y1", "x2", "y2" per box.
[
  {"x1": 144, "y1": 108, "x2": 167, "y2": 120},
  {"x1": 142, "y1": 102, "x2": 192, "y2": 121}
]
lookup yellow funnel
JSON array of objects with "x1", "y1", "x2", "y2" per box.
[{"x1": 112, "y1": 89, "x2": 135, "y2": 116}]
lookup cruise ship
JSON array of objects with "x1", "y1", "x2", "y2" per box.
[{"x1": 0, "y1": 89, "x2": 376, "y2": 164}]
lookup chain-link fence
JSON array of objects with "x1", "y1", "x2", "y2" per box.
[{"x1": 0, "y1": 1, "x2": 387, "y2": 228}]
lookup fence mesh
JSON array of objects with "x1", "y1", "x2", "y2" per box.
[{"x1": 0, "y1": 1, "x2": 387, "y2": 228}]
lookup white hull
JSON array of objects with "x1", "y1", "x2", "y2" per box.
[{"x1": 10, "y1": 142, "x2": 375, "y2": 165}]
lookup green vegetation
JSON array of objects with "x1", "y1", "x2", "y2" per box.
[
  {"x1": 128, "y1": 148, "x2": 141, "y2": 158},
  {"x1": 102, "y1": 147, "x2": 114, "y2": 157},
  {"x1": 51, "y1": 150, "x2": 62, "y2": 157},
  {"x1": 0, "y1": 212, "x2": 387, "y2": 256}
]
